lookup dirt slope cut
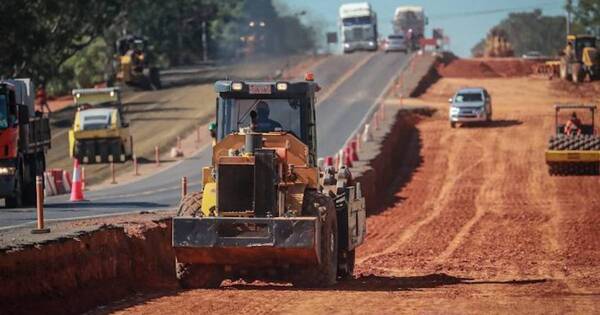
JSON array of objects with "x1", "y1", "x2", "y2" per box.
[{"x1": 438, "y1": 58, "x2": 540, "y2": 78}]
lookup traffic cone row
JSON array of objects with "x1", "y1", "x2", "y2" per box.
[{"x1": 322, "y1": 103, "x2": 386, "y2": 172}]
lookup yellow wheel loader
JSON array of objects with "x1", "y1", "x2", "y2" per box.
[
  {"x1": 69, "y1": 88, "x2": 133, "y2": 164},
  {"x1": 172, "y1": 76, "x2": 367, "y2": 288},
  {"x1": 545, "y1": 104, "x2": 600, "y2": 175},
  {"x1": 560, "y1": 35, "x2": 600, "y2": 83}
]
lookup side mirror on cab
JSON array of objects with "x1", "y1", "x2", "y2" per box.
[{"x1": 208, "y1": 122, "x2": 217, "y2": 139}]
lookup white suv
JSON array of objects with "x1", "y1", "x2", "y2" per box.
[{"x1": 449, "y1": 87, "x2": 492, "y2": 128}]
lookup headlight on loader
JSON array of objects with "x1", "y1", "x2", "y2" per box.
[
  {"x1": 0, "y1": 167, "x2": 16, "y2": 175},
  {"x1": 276, "y1": 82, "x2": 288, "y2": 91},
  {"x1": 231, "y1": 82, "x2": 243, "y2": 91}
]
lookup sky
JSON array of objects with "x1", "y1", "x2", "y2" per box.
[{"x1": 280, "y1": 0, "x2": 567, "y2": 56}]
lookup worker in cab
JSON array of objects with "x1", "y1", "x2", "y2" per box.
[
  {"x1": 564, "y1": 112, "x2": 582, "y2": 135},
  {"x1": 251, "y1": 101, "x2": 282, "y2": 132}
]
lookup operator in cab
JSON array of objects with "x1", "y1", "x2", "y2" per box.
[
  {"x1": 564, "y1": 112, "x2": 582, "y2": 135},
  {"x1": 251, "y1": 101, "x2": 282, "y2": 132}
]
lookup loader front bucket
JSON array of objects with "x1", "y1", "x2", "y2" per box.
[{"x1": 172, "y1": 217, "x2": 321, "y2": 266}]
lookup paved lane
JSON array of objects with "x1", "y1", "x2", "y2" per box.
[{"x1": 0, "y1": 52, "x2": 409, "y2": 228}]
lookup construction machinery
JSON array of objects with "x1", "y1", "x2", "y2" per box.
[
  {"x1": 545, "y1": 104, "x2": 600, "y2": 175},
  {"x1": 68, "y1": 87, "x2": 133, "y2": 164},
  {"x1": 113, "y1": 35, "x2": 161, "y2": 90},
  {"x1": 172, "y1": 75, "x2": 367, "y2": 288},
  {"x1": 483, "y1": 29, "x2": 514, "y2": 58},
  {"x1": 0, "y1": 79, "x2": 51, "y2": 207},
  {"x1": 393, "y1": 6, "x2": 425, "y2": 51},
  {"x1": 560, "y1": 35, "x2": 600, "y2": 83}
]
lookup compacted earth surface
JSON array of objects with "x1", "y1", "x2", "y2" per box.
[{"x1": 87, "y1": 66, "x2": 599, "y2": 314}]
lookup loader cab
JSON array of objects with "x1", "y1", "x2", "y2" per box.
[
  {"x1": 214, "y1": 80, "x2": 319, "y2": 166},
  {"x1": 567, "y1": 35, "x2": 597, "y2": 61}
]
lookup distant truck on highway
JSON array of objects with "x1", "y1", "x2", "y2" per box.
[
  {"x1": 339, "y1": 2, "x2": 378, "y2": 53},
  {"x1": 393, "y1": 6, "x2": 426, "y2": 50},
  {"x1": 0, "y1": 79, "x2": 51, "y2": 207}
]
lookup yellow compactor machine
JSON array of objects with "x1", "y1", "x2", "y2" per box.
[
  {"x1": 545, "y1": 104, "x2": 600, "y2": 175},
  {"x1": 69, "y1": 87, "x2": 133, "y2": 164},
  {"x1": 172, "y1": 76, "x2": 367, "y2": 288}
]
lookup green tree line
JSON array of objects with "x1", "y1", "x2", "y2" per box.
[
  {"x1": 472, "y1": 1, "x2": 600, "y2": 57},
  {"x1": 0, "y1": 0, "x2": 317, "y2": 94}
]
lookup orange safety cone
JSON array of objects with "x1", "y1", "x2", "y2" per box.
[
  {"x1": 350, "y1": 141, "x2": 359, "y2": 161},
  {"x1": 344, "y1": 147, "x2": 353, "y2": 168},
  {"x1": 70, "y1": 159, "x2": 85, "y2": 202},
  {"x1": 324, "y1": 156, "x2": 333, "y2": 167}
]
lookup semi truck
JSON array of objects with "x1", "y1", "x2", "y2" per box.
[
  {"x1": 339, "y1": 2, "x2": 378, "y2": 53},
  {"x1": 393, "y1": 6, "x2": 426, "y2": 50},
  {"x1": 0, "y1": 79, "x2": 51, "y2": 207}
]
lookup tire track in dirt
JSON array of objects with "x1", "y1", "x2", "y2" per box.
[
  {"x1": 358, "y1": 117, "x2": 486, "y2": 272},
  {"x1": 432, "y1": 130, "x2": 499, "y2": 265}
]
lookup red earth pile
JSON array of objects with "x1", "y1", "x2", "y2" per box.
[{"x1": 438, "y1": 58, "x2": 540, "y2": 78}]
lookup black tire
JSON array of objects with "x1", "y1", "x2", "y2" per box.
[
  {"x1": 174, "y1": 191, "x2": 223, "y2": 289},
  {"x1": 450, "y1": 121, "x2": 456, "y2": 128},
  {"x1": 149, "y1": 68, "x2": 161, "y2": 90},
  {"x1": 22, "y1": 158, "x2": 37, "y2": 207},
  {"x1": 572, "y1": 63, "x2": 583, "y2": 83},
  {"x1": 292, "y1": 192, "x2": 338, "y2": 288},
  {"x1": 177, "y1": 191, "x2": 204, "y2": 217},
  {"x1": 337, "y1": 249, "x2": 355, "y2": 280},
  {"x1": 176, "y1": 260, "x2": 223, "y2": 289},
  {"x1": 560, "y1": 59, "x2": 570, "y2": 81},
  {"x1": 5, "y1": 163, "x2": 23, "y2": 208}
]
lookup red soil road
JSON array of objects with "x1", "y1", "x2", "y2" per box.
[{"x1": 101, "y1": 76, "x2": 600, "y2": 314}]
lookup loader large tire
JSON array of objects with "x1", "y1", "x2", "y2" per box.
[
  {"x1": 560, "y1": 59, "x2": 570, "y2": 81},
  {"x1": 292, "y1": 191, "x2": 338, "y2": 287},
  {"x1": 177, "y1": 191, "x2": 203, "y2": 217},
  {"x1": 572, "y1": 63, "x2": 584, "y2": 83},
  {"x1": 175, "y1": 191, "x2": 223, "y2": 288},
  {"x1": 176, "y1": 260, "x2": 223, "y2": 289}
]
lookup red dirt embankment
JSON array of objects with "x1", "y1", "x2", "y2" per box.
[
  {"x1": 0, "y1": 219, "x2": 177, "y2": 315},
  {"x1": 438, "y1": 58, "x2": 539, "y2": 78}
]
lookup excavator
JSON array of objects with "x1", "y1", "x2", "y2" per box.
[{"x1": 172, "y1": 74, "x2": 367, "y2": 288}]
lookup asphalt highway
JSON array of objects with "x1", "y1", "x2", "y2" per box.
[{"x1": 0, "y1": 52, "x2": 409, "y2": 229}]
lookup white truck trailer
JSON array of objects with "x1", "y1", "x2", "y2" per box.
[{"x1": 339, "y1": 2, "x2": 378, "y2": 53}]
